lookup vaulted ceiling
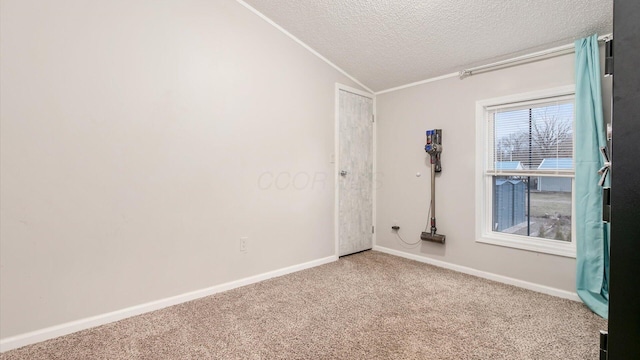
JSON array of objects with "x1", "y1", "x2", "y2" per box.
[{"x1": 243, "y1": 0, "x2": 613, "y2": 92}]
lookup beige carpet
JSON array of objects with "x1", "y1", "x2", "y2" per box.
[{"x1": 1, "y1": 251, "x2": 606, "y2": 359}]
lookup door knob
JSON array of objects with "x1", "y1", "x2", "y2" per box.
[{"x1": 340, "y1": 170, "x2": 348, "y2": 177}]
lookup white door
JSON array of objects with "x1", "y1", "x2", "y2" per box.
[{"x1": 337, "y1": 88, "x2": 374, "y2": 256}]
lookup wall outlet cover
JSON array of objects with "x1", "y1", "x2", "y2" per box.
[{"x1": 240, "y1": 237, "x2": 248, "y2": 252}]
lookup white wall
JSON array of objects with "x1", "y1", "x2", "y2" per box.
[
  {"x1": 376, "y1": 51, "x2": 611, "y2": 293},
  {"x1": 0, "y1": 0, "x2": 363, "y2": 338}
]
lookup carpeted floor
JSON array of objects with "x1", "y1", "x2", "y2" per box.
[{"x1": 1, "y1": 251, "x2": 606, "y2": 359}]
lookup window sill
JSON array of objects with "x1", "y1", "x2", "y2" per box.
[{"x1": 476, "y1": 233, "x2": 576, "y2": 258}]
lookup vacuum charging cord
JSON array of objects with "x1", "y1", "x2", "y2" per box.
[{"x1": 395, "y1": 229, "x2": 421, "y2": 246}]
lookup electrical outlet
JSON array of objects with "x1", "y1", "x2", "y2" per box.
[
  {"x1": 392, "y1": 220, "x2": 400, "y2": 231},
  {"x1": 240, "y1": 237, "x2": 248, "y2": 252}
]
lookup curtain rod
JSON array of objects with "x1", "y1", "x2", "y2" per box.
[{"x1": 459, "y1": 33, "x2": 613, "y2": 79}]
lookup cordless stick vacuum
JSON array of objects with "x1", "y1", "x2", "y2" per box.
[{"x1": 421, "y1": 129, "x2": 446, "y2": 244}]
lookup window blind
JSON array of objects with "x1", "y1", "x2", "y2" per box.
[{"x1": 487, "y1": 98, "x2": 574, "y2": 176}]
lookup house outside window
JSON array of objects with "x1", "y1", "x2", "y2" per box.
[{"x1": 475, "y1": 86, "x2": 576, "y2": 258}]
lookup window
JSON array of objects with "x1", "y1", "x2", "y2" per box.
[{"x1": 475, "y1": 86, "x2": 576, "y2": 257}]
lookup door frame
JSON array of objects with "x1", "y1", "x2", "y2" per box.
[
  {"x1": 334, "y1": 83, "x2": 377, "y2": 257},
  {"x1": 609, "y1": 0, "x2": 640, "y2": 356}
]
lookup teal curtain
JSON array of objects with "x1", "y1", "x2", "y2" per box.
[{"x1": 575, "y1": 34, "x2": 609, "y2": 319}]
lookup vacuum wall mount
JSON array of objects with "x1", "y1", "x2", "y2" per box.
[{"x1": 421, "y1": 129, "x2": 446, "y2": 244}]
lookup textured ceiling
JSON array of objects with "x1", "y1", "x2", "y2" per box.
[{"x1": 242, "y1": 0, "x2": 613, "y2": 92}]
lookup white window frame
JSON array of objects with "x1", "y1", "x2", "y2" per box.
[{"x1": 475, "y1": 85, "x2": 576, "y2": 258}]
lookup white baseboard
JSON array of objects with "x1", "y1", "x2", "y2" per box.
[
  {"x1": 0, "y1": 255, "x2": 338, "y2": 353},
  {"x1": 373, "y1": 246, "x2": 580, "y2": 302}
]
